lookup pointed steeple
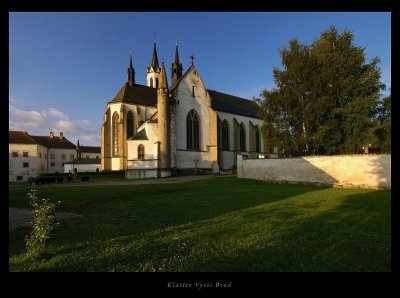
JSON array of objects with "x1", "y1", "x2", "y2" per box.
[
  {"x1": 159, "y1": 61, "x2": 168, "y2": 90},
  {"x1": 127, "y1": 52, "x2": 135, "y2": 86},
  {"x1": 171, "y1": 43, "x2": 183, "y2": 85},
  {"x1": 174, "y1": 42, "x2": 179, "y2": 63},
  {"x1": 151, "y1": 40, "x2": 159, "y2": 70},
  {"x1": 76, "y1": 139, "x2": 81, "y2": 159}
]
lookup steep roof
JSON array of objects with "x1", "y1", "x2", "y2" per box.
[
  {"x1": 208, "y1": 89, "x2": 261, "y2": 119},
  {"x1": 9, "y1": 131, "x2": 37, "y2": 144},
  {"x1": 80, "y1": 146, "x2": 101, "y2": 154},
  {"x1": 109, "y1": 83, "x2": 157, "y2": 106},
  {"x1": 129, "y1": 128, "x2": 148, "y2": 140},
  {"x1": 169, "y1": 65, "x2": 261, "y2": 119},
  {"x1": 29, "y1": 135, "x2": 76, "y2": 149}
]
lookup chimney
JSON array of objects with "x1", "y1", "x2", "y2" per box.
[
  {"x1": 60, "y1": 132, "x2": 64, "y2": 139},
  {"x1": 50, "y1": 131, "x2": 54, "y2": 138}
]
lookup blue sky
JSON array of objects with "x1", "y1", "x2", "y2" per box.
[{"x1": 9, "y1": 12, "x2": 391, "y2": 146}]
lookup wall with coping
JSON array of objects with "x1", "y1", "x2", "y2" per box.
[{"x1": 237, "y1": 154, "x2": 391, "y2": 189}]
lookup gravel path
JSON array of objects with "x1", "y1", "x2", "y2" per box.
[{"x1": 9, "y1": 207, "x2": 81, "y2": 229}]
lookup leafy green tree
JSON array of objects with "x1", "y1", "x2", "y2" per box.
[
  {"x1": 258, "y1": 26, "x2": 386, "y2": 156},
  {"x1": 369, "y1": 94, "x2": 391, "y2": 153}
]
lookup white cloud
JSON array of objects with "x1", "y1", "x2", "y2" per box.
[
  {"x1": 49, "y1": 108, "x2": 69, "y2": 120},
  {"x1": 9, "y1": 103, "x2": 101, "y2": 146}
]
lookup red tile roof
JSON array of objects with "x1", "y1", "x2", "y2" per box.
[
  {"x1": 9, "y1": 131, "x2": 76, "y2": 149},
  {"x1": 81, "y1": 146, "x2": 101, "y2": 153},
  {"x1": 9, "y1": 131, "x2": 37, "y2": 144},
  {"x1": 29, "y1": 135, "x2": 76, "y2": 149}
]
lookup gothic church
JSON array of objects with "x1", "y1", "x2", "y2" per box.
[{"x1": 101, "y1": 42, "x2": 264, "y2": 178}]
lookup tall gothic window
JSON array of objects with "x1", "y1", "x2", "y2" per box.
[
  {"x1": 255, "y1": 126, "x2": 260, "y2": 153},
  {"x1": 222, "y1": 120, "x2": 230, "y2": 151},
  {"x1": 112, "y1": 112, "x2": 119, "y2": 156},
  {"x1": 240, "y1": 123, "x2": 246, "y2": 152},
  {"x1": 187, "y1": 109, "x2": 200, "y2": 150},
  {"x1": 150, "y1": 78, "x2": 153, "y2": 88},
  {"x1": 138, "y1": 144, "x2": 145, "y2": 160},
  {"x1": 127, "y1": 111, "x2": 134, "y2": 139}
]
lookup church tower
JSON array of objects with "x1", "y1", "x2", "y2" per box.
[
  {"x1": 171, "y1": 43, "x2": 183, "y2": 85},
  {"x1": 157, "y1": 62, "x2": 170, "y2": 177},
  {"x1": 127, "y1": 53, "x2": 135, "y2": 86},
  {"x1": 146, "y1": 40, "x2": 160, "y2": 88}
]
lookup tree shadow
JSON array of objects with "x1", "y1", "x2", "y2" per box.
[{"x1": 187, "y1": 189, "x2": 390, "y2": 272}]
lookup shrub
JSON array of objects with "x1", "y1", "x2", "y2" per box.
[
  {"x1": 81, "y1": 176, "x2": 90, "y2": 182},
  {"x1": 56, "y1": 177, "x2": 64, "y2": 183},
  {"x1": 67, "y1": 177, "x2": 72, "y2": 182},
  {"x1": 25, "y1": 184, "x2": 60, "y2": 259}
]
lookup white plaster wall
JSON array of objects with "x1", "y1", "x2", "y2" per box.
[
  {"x1": 237, "y1": 154, "x2": 391, "y2": 189},
  {"x1": 127, "y1": 122, "x2": 159, "y2": 170},
  {"x1": 9, "y1": 144, "x2": 42, "y2": 181},
  {"x1": 64, "y1": 163, "x2": 101, "y2": 173},
  {"x1": 216, "y1": 111, "x2": 264, "y2": 154},
  {"x1": 81, "y1": 152, "x2": 101, "y2": 159},
  {"x1": 48, "y1": 148, "x2": 76, "y2": 174},
  {"x1": 176, "y1": 151, "x2": 211, "y2": 169},
  {"x1": 174, "y1": 67, "x2": 211, "y2": 153},
  {"x1": 222, "y1": 151, "x2": 235, "y2": 169}
]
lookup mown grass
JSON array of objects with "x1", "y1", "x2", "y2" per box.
[{"x1": 9, "y1": 176, "x2": 391, "y2": 272}]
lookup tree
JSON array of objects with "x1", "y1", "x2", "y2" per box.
[
  {"x1": 369, "y1": 94, "x2": 391, "y2": 153},
  {"x1": 258, "y1": 26, "x2": 386, "y2": 156}
]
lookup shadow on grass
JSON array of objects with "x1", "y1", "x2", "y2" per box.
[
  {"x1": 10, "y1": 188, "x2": 390, "y2": 272},
  {"x1": 184, "y1": 188, "x2": 391, "y2": 272},
  {"x1": 10, "y1": 177, "x2": 332, "y2": 271}
]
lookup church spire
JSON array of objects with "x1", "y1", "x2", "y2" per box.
[
  {"x1": 171, "y1": 43, "x2": 183, "y2": 85},
  {"x1": 159, "y1": 61, "x2": 168, "y2": 90},
  {"x1": 151, "y1": 40, "x2": 159, "y2": 70},
  {"x1": 127, "y1": 52, "x2": 135, "y2": 86},
  {"x1": 76, "y1": 139, "x2": 81, "y2": 159}
]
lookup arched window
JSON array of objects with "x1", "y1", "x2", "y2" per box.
[
  {"x1": 222, "y1": 120, "x2": 230, "y2": 151},
  {"x1": 150, "y1": 78, "x2": 153, "y2": 88},
  {"x1": 127, "y1": 111, "x2": 134, "y2": 139},
  {"x1": 155, "y1": 78, "x2": 159, "y2": 89},
  {"x1": 112, "y1": 112, "x2": 119, "y2": 156},
  {"x1": 240, "y1": 123, "x2": 246, "y2": 152},
  {"x1": 255, "y1": 126, "x2": 260, "y2": 153},
  {"x1": 138, "y1": 144, "x2": 145, "y2": 160},
  {"x1": 187, "y1": 109, "x2": 200, "y2": 150}
]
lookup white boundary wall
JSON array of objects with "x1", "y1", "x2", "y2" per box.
[{"x1": 237, "y1": 154, "x2": 391, "y2": 189}]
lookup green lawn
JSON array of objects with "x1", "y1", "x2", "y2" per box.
[{"x1": 9, "y1": 176, "x2": 391, "y2": 272}]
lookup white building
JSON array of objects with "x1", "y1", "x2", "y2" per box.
[
  {"x1": 9, "y1": 131, "x2": 76, "y2": 181},
  {"x1": 101, "y1": 42, "x2": 264, "y2": 179},
  {"x1": 63, "y1": 140, "x2": 101, "y2": 173}
]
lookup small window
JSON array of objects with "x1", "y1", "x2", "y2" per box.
[
  {"x1": 50, "y1": 154, "x2": 55, "y2": 159},
  {"x1": 61, "y1": 154, "x2": 66, "y2": 160},
  {"x1": 70, "y1": 154, "x2": 74, "y2": 160},
  {"x1": 23, "y1": 162, "x2": 29, "y2": 168},
  {"x1": 23, "y1": 151, "x2": 29, "y2": 157},
  {"x1": 138, "y1": 144, "x2": 145, "y2": 160},
  {"x1": 192, "y1": 86, "x2": 195, "y2": 97},
  {"x1": 17, "y1": 176, "x2": 23, "y2": 181},
  {"x1": 61, "y1": 163, "x2": 65, "y2": 167},
  {"x1": 45, "y1": 154, "x2": 47, "y2": 160},
  {"x1": 50, "y1": 162, "x2": 55, "y2": 167},
  {"x1": 12, "y1": 152, "x2": 18, "y2": 157},
  {"x1": 39, "y1": 153, "x2": 42, "y2": 158},
  {"x1": 96, "y1": 156, "x2": 99, "y2": 159}
]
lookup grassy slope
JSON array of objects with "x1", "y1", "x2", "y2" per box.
[{"x1": 9, "y1": 176, "x2": 391, "y2": 272}]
